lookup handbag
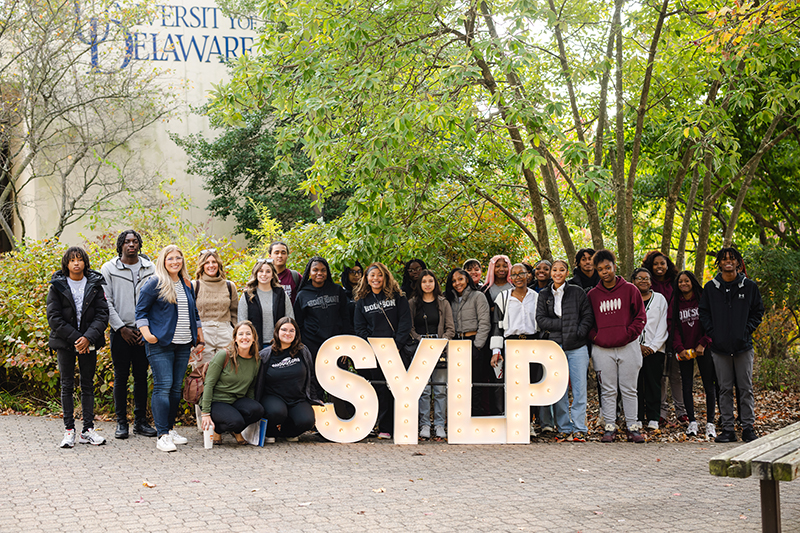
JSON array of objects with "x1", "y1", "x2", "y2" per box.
[{"x1": 182, "y1": 348, "x2": 209, "y2": 404}]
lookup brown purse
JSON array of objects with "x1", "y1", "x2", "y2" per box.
[{"x1": 182, "y1": 355, "x2": 209, "y2": 404}]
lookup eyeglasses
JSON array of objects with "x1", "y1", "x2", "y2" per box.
[
  {"x1": 350, "y1": 270, "x2": 363, "y2": 276},
  {"x1": 199, "y1": 248, "x2": 217, "y2": 256},
  {"x1": 510, "y1": 273, "x2": 527, "y2": 278},
  {"x1": 634, "y1": 276, "x2": 650, "y2": 282}
]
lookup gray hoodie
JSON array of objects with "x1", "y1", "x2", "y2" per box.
[{"x1": 100, "y1": 256, "x2": 155, "y2": 331}]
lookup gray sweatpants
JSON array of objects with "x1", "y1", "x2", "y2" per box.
[
  {"x1": 660, "y1": 355, "x2": 687, "y2": 419},
  {"x1": 593, "y1": 340, "x2": 642, "y2": 430},
  {"x1": 712, "y1": 349, "x2": 755, "y2": 432}
]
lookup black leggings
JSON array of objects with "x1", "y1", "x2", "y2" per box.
[
  {"x1": 679, "y1": 354, "x2": 716, "y2": 422},
  {"x1": 638, "y1": 351, "x2": 665, "y2": 423},
  {"x1": 260, "y1": 395, "x2": 316, "y2": 438},
  {"x1": 210, "y1": 398, "x2": 264, "y2": 434}
]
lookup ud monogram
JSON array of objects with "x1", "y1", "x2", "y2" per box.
[{"x1": 313, "y1": 336, "x2": 569, "y2": 444}]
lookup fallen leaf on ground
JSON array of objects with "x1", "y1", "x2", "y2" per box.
[
  {"x1": 518, "y1": 478, "x2": 525, "y2": 483},
  {"x1": 191, "y1": 480, "x2": 200, "y2": 483},
  {"x1": 673, "y1": 493, "x2": 681, "y2": 496},
  {"x1": 356, "y1": 511, "x2": 365, "y2": 515},
  {"x1": 251, "y1": 488, "x2": 260, "y2": 492},
  {"x1": 142, "y1": 481, "x2": 156, "y2": 488},
  {"x1": 740, "y1": 515, "x2": 747, "y2": 520},
  {"x1": 134, "y1": 497, "x2": 144, "y2": 504},
  {"x1": 298, "y1": 502, "x2": 312, "y2": 506},
  {"x1": 412, "y1": 452, "x2": 425, "y2": 456},
  {"x1": 594, "y1": 511, "x2": 603, "y2": 515},
  {"x1": 725, "y1": 483, "x2": 734, "y2": 487},
  {"x1": 577, "y1": 468, "x2": 589, "y2": 472},
  {"x1": 372, "y1": 488, "x2": 386, "y2": 493}
]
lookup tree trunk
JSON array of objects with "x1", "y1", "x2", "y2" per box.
[
  {"x1": 538, "y1": 153, "x2": 574, "y2": 262},
  {"x1": 661, "y1": 145, "x2": 695, "y2": 256},
  {"x1": 676, "y1": 165, "x2": 700, "y2": 270},
  {"x1": 613, "y1": 14, "x2": 628, "y2": 274},
  {"x1": 694, "y1": 149, "x2": 715, "y2": 280}
]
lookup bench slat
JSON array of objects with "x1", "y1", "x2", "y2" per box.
[
  {"x1": 773, "y1": 448, "x2": 800, "y2": 482},
  {"x1": 709, "y1": 422, "x2": 800, "y2": 478},
  {"x1": 752, "y1": 439, "x2": 800, "y2": 480}
]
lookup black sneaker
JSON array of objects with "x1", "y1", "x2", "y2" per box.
[
  {"x1": 115, "y1": 421, "x2": 129, "y2": 439},
  {"x1": 742, "y1": 428, "x2": 758, "y2": 442},
  {"x1": 133, "y1": 421, "x2": 157, "y2": 437},
  {"x1": 715, "y1": 430, "x2": 738, "y2": 443}
]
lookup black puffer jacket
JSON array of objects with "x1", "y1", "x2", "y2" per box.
[
  {"x1": 46, "y1": 270, "x2": 109, "y2": 351},
  {"x1": 535, "y1": 283, "x2": 594, "y2": 351}
]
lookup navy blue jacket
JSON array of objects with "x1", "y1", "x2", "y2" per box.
[{"x1": 135, "y1": 275, "x2": 202, "y2": 346}]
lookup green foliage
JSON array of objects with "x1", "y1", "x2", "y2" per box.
[
  {"x1": 171, "y1": 110, "x2": 350, "y2": 234},
  {"x1": 746, "y1": 245, "x2": 800, "y2": 360},
  {"x1": 755, "y1": 356, "x2": 800, "y2": 392}
]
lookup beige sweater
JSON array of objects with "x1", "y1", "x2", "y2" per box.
[{"x1": 193, "y1": 274, "x2": 238, "y2": 325}]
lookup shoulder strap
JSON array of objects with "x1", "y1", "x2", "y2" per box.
[
  {"x1": 226, "y1": 280, "x2": 233, "y2": 300},
  {"x1": 291, "y1": 270, "x2": 301, "y2": 286}
]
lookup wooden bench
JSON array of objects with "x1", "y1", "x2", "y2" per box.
[{"x1": 709, "y1": 420, "x2": 800, "y2": 533}]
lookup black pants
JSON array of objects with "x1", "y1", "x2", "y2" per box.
[
  {"x1": 680, "y1": 354, "x2": 716, "y2": 422},
  {"x1": 637, "y1": 351, "x2": 664, "y2": 423},
  {"x1": 57, "y1": 349, "x2": 97, "y2": 431},
  {"x1": 111, "y1": 330, "x2": 150, "y2": 423},
  {"x1": 260, "y1": 395, "x2": 316, "y2": 438},
  {"x1": 210, "y1": 398, "x2": 264, "y2": 434}
]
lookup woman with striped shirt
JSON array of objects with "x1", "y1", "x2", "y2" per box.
[{"x1": 136, "y1": 244, "x2": 206, "y2": 452}]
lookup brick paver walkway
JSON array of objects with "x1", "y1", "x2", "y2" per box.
[{"x1": 2, "y1": 415, "x2": 798, "y2": 532}]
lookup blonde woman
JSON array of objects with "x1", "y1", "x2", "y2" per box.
[
  {"x1": 136, "y1": 245, "x2": 205, "y2": 452},
  {"x1": 238, "y1": 258, "x2": 294, "y2": 349}
]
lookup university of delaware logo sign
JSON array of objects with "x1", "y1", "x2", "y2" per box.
[
  {"x1": 313, "y1": 337, "x2": 569, "y2": 445},
  {"x1": 74, "y1": 0, "x2": 257, "y2": 72}
]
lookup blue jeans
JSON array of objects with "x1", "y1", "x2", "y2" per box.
[
  {"x1": 419, "y1": 368, "x2": 447, "y2": 428},
  {"x1": 553, "y1": 345, "x2": 590, "y2": 433},
  {"x1": 146, "y1": 342, "x2": 192, "y2": 436}
]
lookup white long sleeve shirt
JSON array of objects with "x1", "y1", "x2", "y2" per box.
[{"x1": 639, "y1": 291, "x2": 668, "y2": 353}]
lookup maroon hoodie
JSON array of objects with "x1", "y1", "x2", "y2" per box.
[
  {"x1": 587, "y1": 276, "x2": 647, "y2": 348},
  {"x1": 671, "y1": 294, "x2": 711, "y2": 353}
]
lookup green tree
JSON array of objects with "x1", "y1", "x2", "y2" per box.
[{"x1": 172, "y1": 110, "x2": 350, "y2": 234}]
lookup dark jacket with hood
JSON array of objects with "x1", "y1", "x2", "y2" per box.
[
  {"x1": 254, "y1": 345, "x2": 323, "y2": 406},
  {"x1": 587, "y1": 277, "x2": 646, "y2": 348},
  {"x1": 698, "y1": 273, "x2": 764, "y2": 356},
  {"x1": 568, "y1": 267, "x2": 600, "y2": 293},
  {"x1": 536, "y1": 283, "x2": 594, "y2": 351},
  {"x1": 47, "y1": 270, "x2": 109, "y2": 351},
  {"x1": 293, "y1": 282, "x2": 353, "y2": 356},
  {"x1": 354, "y1": 291, "x2": 412, "y2": 349}
]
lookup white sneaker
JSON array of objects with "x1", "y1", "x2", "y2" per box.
[
  {"x1": 169, "y1": 429, "x2": 188, "y2": 445},
  {"x1": 285, "y1": 436, "x2": 299, "y2": 442},
  {"x1": 706, "y1": 422, "x2": 717, "y2": 439},
  {"x1": 647, "y1": 420, "x2": 659, "y2": 430},
  {"x1": 60, "y1": 429, "x2": 76, "y2": 448},
  {"x1": 434, "y1": 425, "x2": 446, "y2": 439},
  {"x1": 529, "y1": 423, "x2": 538, "y2": 437},
  {"x1": 264, "y1": 437, "x2": 276, "y2": 444},
  {"x1": 157, "y1": 434, "x2": 177, "y2": 452},
  {"x1": 686, "y1": 421, "x2": 698, "y2": 436},
  {"x1": 78, "y1": 428, "x2": 106, "y2": 446},
  {"x1": 419, "y1": 426, "x2": 431, "y2": 439}
]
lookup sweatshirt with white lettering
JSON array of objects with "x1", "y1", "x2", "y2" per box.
[{"x1": 587, "y1": 276, "x2": 647, "y2": 348}]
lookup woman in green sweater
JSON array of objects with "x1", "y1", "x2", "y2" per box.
[{"x1": 200, "y1": 321, "x2": 265, "y2": 444}]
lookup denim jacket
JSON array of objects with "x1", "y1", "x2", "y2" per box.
[{"x1": 135, "y1": 275, "x2": 202, "y2": 346}]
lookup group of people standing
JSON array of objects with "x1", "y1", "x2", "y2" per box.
[{"x1": 46, "y1": 230, "x2": 764, "y2": 450}]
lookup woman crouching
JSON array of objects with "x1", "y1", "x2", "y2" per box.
[
  {"x1": 200, "y1": 321, "x2": 265, "y2": 444},
  {"x1": 254, "y1": 317, "x2": 322, "y2": 442}
]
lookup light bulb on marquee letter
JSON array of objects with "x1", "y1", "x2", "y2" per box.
[
  {"x1": 505, "y1": 340, "x2": 569, "y2": 444},
  {"x1": 369, "y1": 337, "x2": 446, "y2": 445},
  {"x1": 313, "y1": 335, "x2": 379, "y2": 443},
  {"x1": 447, "y1": 340, "x2": 507, "y2": 444}
]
